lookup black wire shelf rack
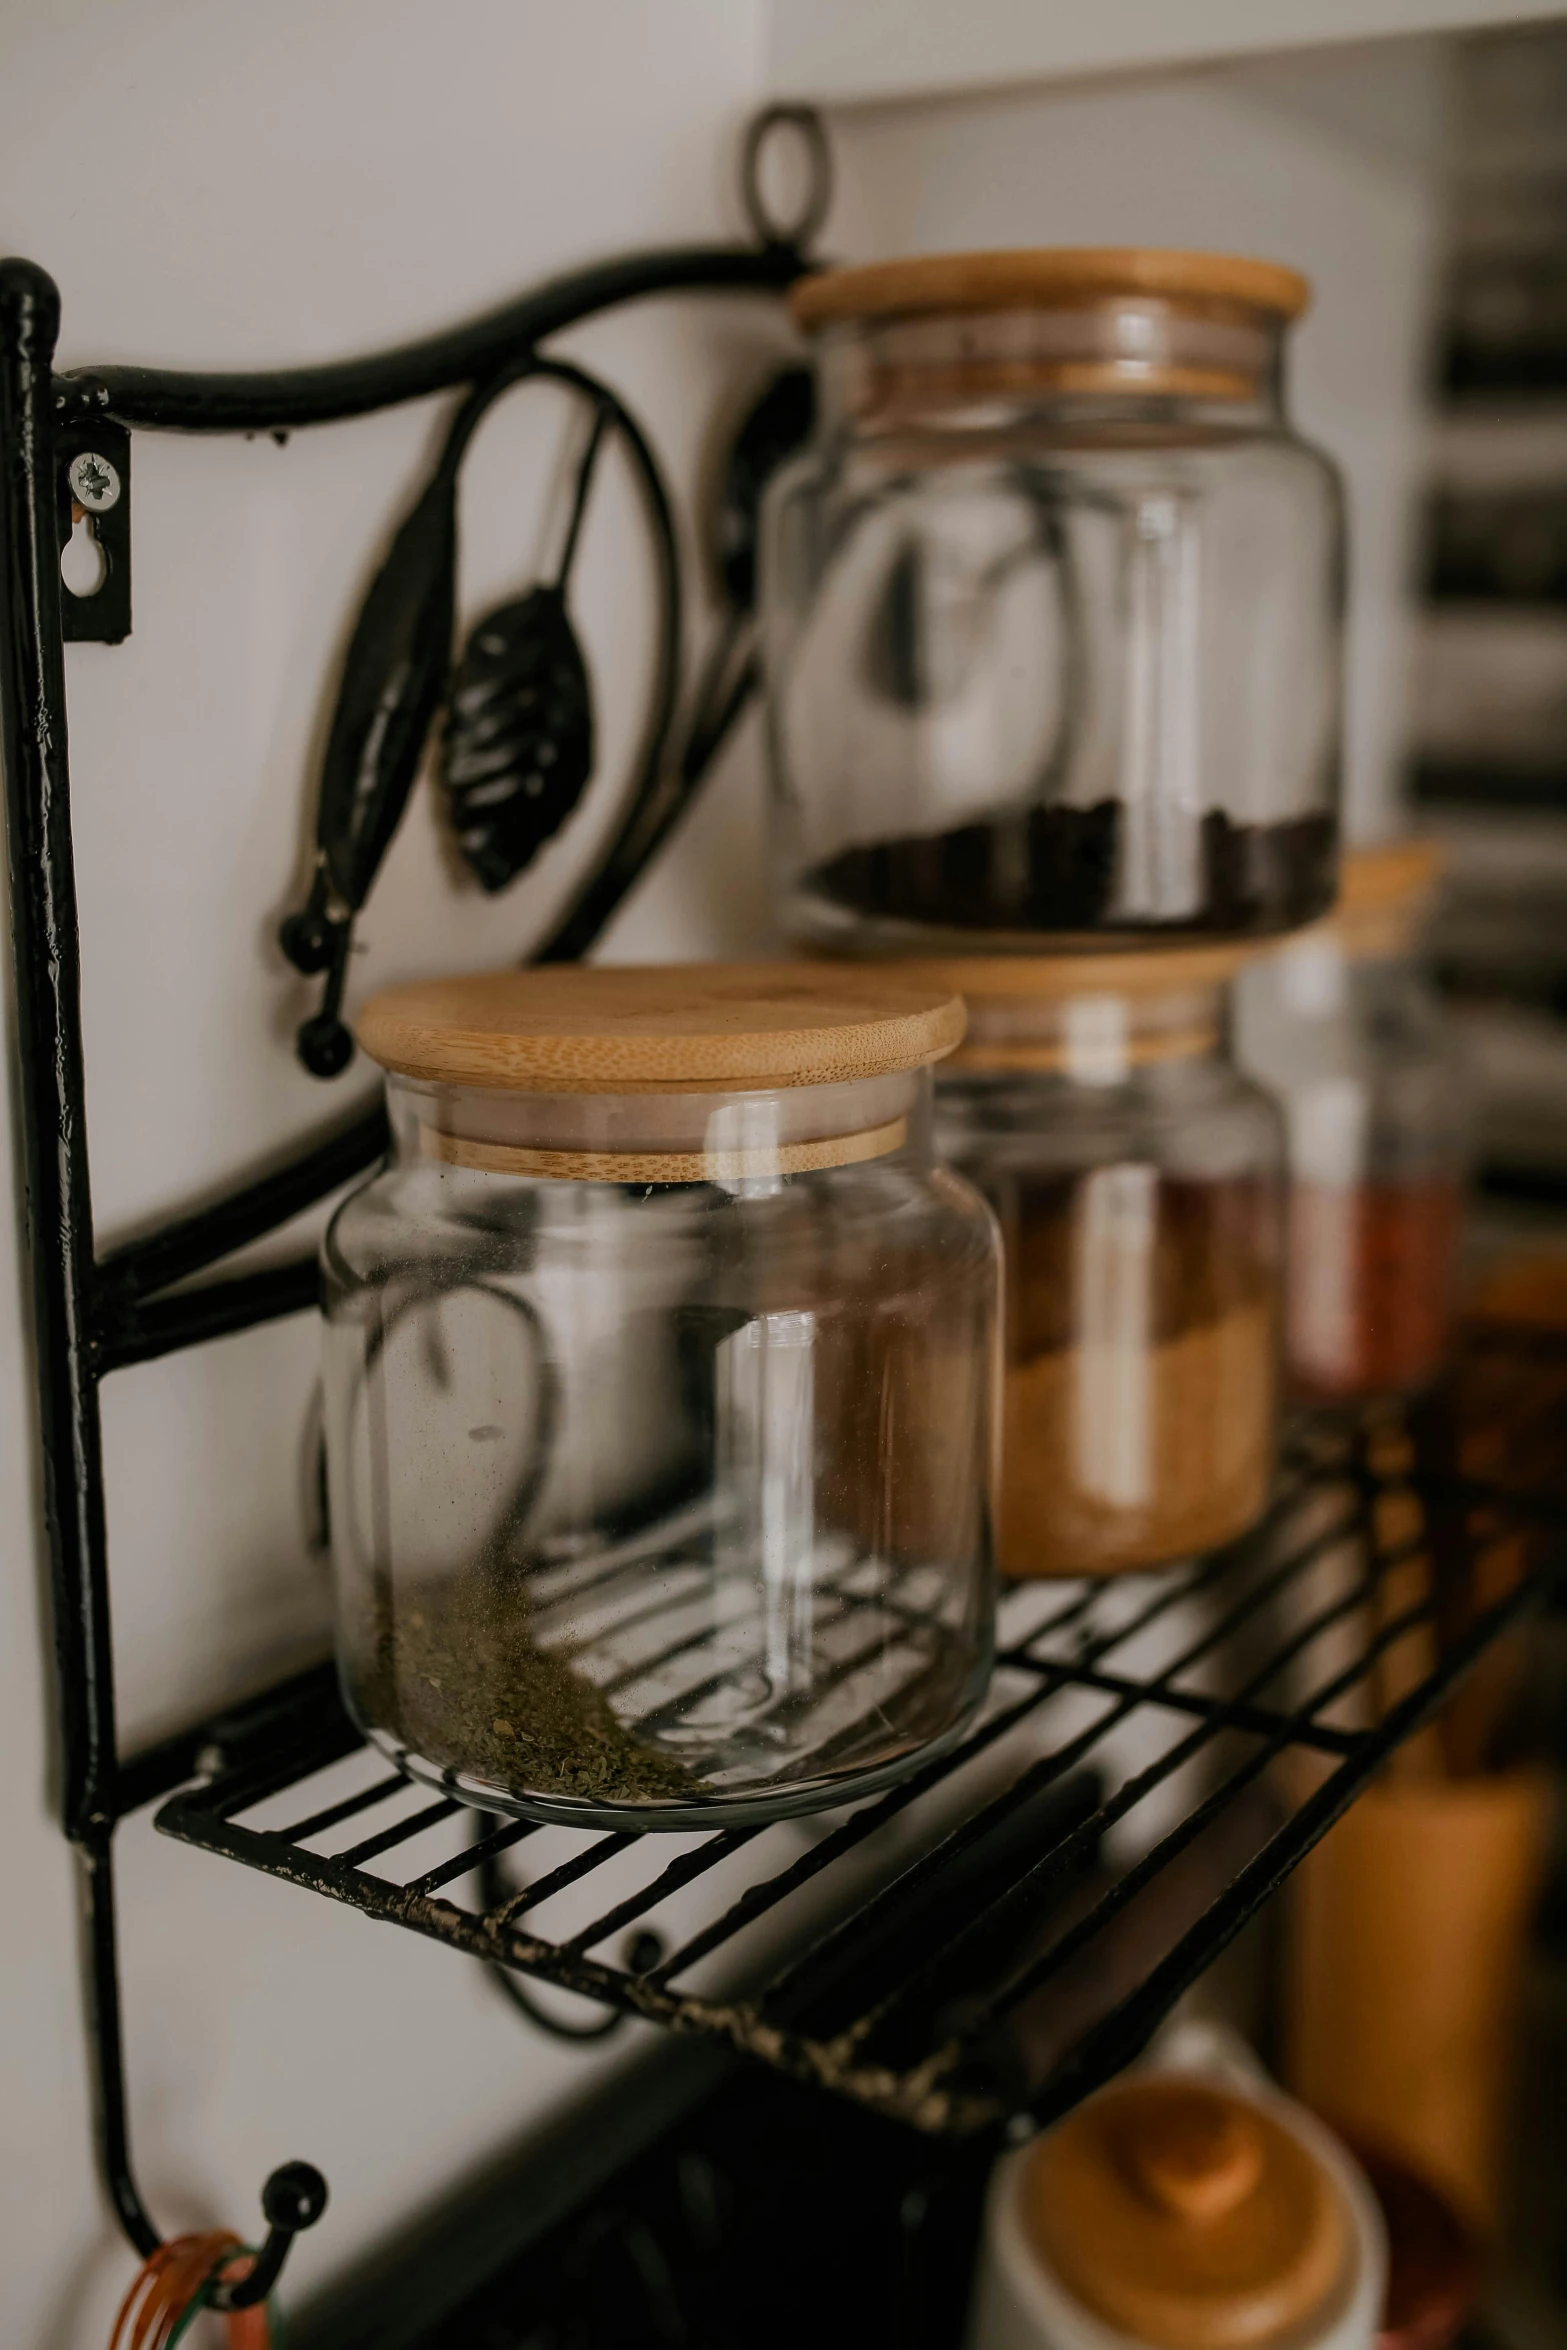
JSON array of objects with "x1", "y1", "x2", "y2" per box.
[{"x1": 155, "y1": 1321, "x2": 1567, "y2": 2142}]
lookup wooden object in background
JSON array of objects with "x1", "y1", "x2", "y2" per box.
[{"x1": 1284, "y1": 1769, "x2": 1551, "y2": 2227}]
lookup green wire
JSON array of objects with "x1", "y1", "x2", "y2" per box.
[{"x1": 162, "y1": 2251, "x2": 277, "y2": 2348}]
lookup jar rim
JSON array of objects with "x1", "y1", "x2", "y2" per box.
[
  {"x1": 357, "y1": 962, "x2": 965, "y2": 1093},
  {"x1": 1282, "y1": 841, "x2": 1444, "y2": 965},
  {"x1": 791, "y1": 247, "x2": 1311, "y2": 334},
  {"x1": 1336, "y1": 839, "x2": 1444, "y2": 923},
  {"x1": 842, "y1": 942, "x2": 1265, "y2": 1007}
]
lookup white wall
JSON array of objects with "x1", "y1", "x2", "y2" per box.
[{"x1": 0, "y1": 10, "x2": 1451, "y2": 2343}]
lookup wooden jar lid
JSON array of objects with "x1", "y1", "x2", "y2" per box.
[
  {"x1": 791, "y1": 248, "x2": 1311, "y2": 333},
  {"x1": 1022, "y1": 2077, "x2": 1349, "y2": 2350},
  {"x1": 1336, "y1": 841, "x2": 1445, "y2": 922},
  {"x1": 875, "y1": 941, "x2": 1264, "y2": 1005},
  {"x1": 357, "y1": 963, "x2": 965, "y2": 1093}
]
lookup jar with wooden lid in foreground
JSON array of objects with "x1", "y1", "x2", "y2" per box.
[
  {"x1": 322, "y1": 964, "x2": 1000, "y2": 1828},
  {"x1": 1235, "y1": 843, "x2": 1465, "y2": 1403},
  {"x1": 916, "y1": 947, "x2": 1283, "y2": 1577},
  {"x1": 763, "y1": 248, "x2": 1344, "y2": 953},
  {"x1": 969, "y1": 2063, "x2": 1386, "y2": 2350}
]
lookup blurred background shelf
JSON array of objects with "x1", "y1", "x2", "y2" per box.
[{"x1": 765, "y1": 0, "x2": 1567, "y2": 112}]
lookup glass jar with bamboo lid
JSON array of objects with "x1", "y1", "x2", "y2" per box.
[
  {"x1": 908, "y1": 944, "x2": 1284, "y2": 1578},
  {"x1": 762, "y1": 247, "x2": 1345, "y2": 953},
  {"x1": 321, "y1": 963, "x2": 1001, "y2": 1827},
  {"x1": 1235, "y1": 841, "x2": 1466, "y2": 1403}
]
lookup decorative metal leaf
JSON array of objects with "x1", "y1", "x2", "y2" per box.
[
  {"x1": 443, "y1": 584, "x2": 595, "y2": 893},
  {"x1": 317, "y1": 462, "x2": 458, "y2": 908}
]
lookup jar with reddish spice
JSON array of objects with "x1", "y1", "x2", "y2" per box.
[
  {"x1": 1235, "y1": 843, "x2": 1466, "y2": 1404},
  {"x1": 907, "y1": 946, "x2": 1284, "y2": 1578}
]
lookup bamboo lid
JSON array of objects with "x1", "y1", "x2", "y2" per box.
[
  {"x1": 876, "y1": 942, "x2": 1263, "y2": 1005},
  {"x1": 792, "y1": 248, "x2": 1311, "y2": 333},
  {"x1": 357, "y1": 963, "x2": 965, "y2": 1094},
  {"x1": 1022, "y1": 2077, "x2": 1349, "y2": 2350},
  {"x1": 1336, "y1": 841, "x2": 1445, "y2": 923},
  {"x1": 1298, "y1": 841, "x2": 1444, "y2": 961}
]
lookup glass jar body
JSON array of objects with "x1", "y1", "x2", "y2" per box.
[
  {"x1": 936, "y1": 1031, "x2": 1284, "y2": 1577},
  {"x1": 761, "y1": 309, "x2": 1344, "y2": 952},
  {"x1": 321, "y1": 1070, "x2": 1000, "y2": 1827},
  {"x1": 1235, "y1": 939, "x2": 1467, "y2": 1402}
]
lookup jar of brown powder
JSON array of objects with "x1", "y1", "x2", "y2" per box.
[{"x1": 916, "y1": 947, "x2": 1283, "y2": 1578}]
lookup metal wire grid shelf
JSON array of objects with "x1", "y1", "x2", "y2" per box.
[{"x1": 156, "y1": 1323, "x2": 1567, "y2": 2141}]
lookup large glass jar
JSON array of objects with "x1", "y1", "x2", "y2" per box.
[
  {"x1": 322, "y1": 964, "x2": 1000, "y2": 1828},
  {"x1": 762, "y1": 249, "x2": 1345, "y2": 951},
  {"x1": 1235, "y1": 842, "x2": 1466, "y2": 1403},
  {"x1": 920, "y1": 948, "x2": 1284, "y2": 1576}
]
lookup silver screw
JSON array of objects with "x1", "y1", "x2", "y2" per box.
[{"x1": 69, "y1": 452, "x2": 121, "y2": 512}]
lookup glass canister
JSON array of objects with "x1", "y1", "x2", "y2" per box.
[
  {"x1": 1235, "y1": 842, "x2": 1466, "y2": 1403},
  {"x1": 321, "y1": 964, "x2": 1000, "y2": 1828},
  {"x1": 762, "y1": 248, "x2": 1345, "y2": 951},
  {"x1": 917, "y1": 947, "x2": 1283, "y2": 1576}
]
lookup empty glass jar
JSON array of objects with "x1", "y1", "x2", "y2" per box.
[
  {"x1": 921, "y1": 947, "x2": 1284, "y2": 1576},
  {"x1": 1235, "y1": 841, "x2": 1466, "y2": 1402},
  {"x1": 322, "y1": 964, "x2": 1000, "y2": 1827},
  {"x1": 762, "y1": 248, "x2": 1345, "y2": 951}
]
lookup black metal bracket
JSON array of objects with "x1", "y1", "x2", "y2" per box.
[
  {"x1": 0, "y1": 101, "x2": 822, "y2": 2311},
  {"x1": 54, "y1": 413, "x2": 130, "y2": 642}
]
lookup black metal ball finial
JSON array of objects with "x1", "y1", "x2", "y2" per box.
[
  {"x1": 278, "y1": 905, "x2": 337, "y2": 974},
  {"x1": 297, "y1": 1014, "x2": 354, "y2": 1078},
  {"x1": 211, "y1": 2160, "x2": 331, "y2": 2310},
  {"x1": 262, "y1": 2160, "x2": 329, "y2": 2233},
  {"x1": 279, "y1": 864, "x2": 341, "y2": 975}
]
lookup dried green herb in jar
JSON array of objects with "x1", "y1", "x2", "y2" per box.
[{"x1": 362, "y1": 1576, "x2": 700, "y2": 1807}]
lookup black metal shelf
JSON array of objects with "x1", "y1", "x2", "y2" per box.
[{"x1": 154, "y1": 1326, "x2": 1567, "y2": 2141}]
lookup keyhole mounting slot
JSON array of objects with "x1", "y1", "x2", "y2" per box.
[
  {"x1": 56, "y1": 422, "x2": 131, "y2": 643},
  {"x1": 61, "y1": 510, "x2": 109, "y2": 600}
]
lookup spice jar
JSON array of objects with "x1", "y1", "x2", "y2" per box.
[
  {"x1": 969, "y1": 2064, "x2": 1387, "y2": 2350},
  {"x1": 763, "y1": 249, "x2": 1345, "y2": 952},
  {"x1": 1234, "y1": 844, "x2": 1465, "y2": 1403},
  {"x1": 321, "y1": 964, "x2": 1000, "y2": 1828},
  {"x1": 915, "y1": 948, "x2": 1282, "y2": 1576}
]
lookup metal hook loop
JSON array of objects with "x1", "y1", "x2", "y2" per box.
[
  {"x1": 741, "y1": 104, "x2": 832, "y2": 254},
  {"x1": 208, "y1": 2160, "x2": 329, "y2": 2311}
]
